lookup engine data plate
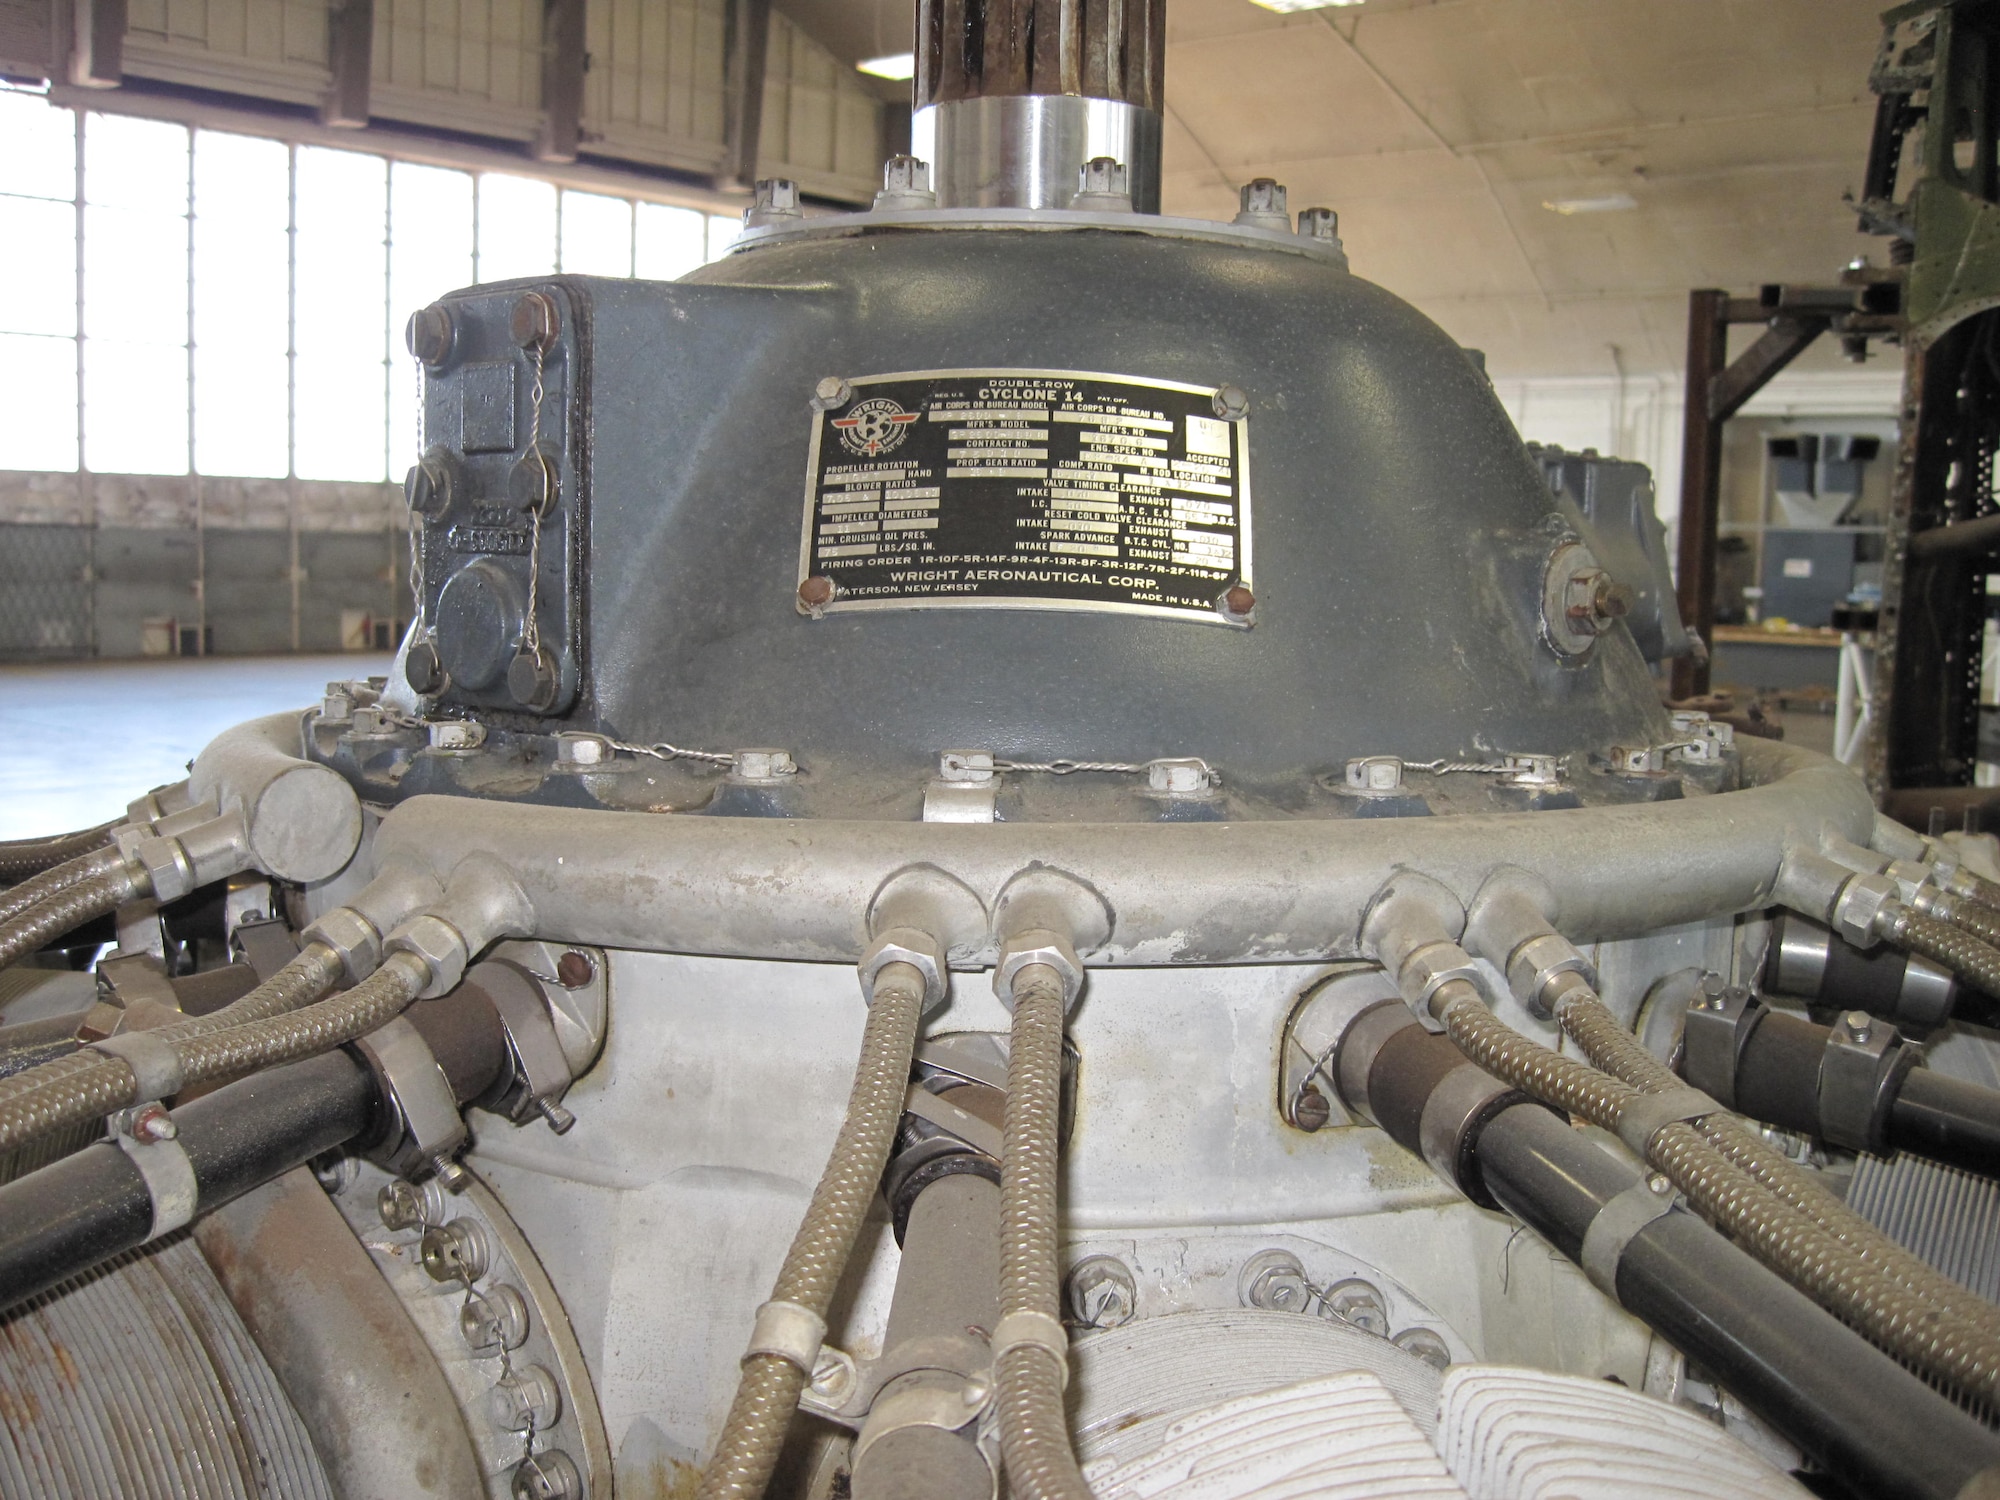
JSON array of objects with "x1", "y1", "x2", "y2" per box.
[{"x1": 798, "y1": 369, "x2": 1252, "y2": 622}]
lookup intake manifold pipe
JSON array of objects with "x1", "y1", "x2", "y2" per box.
[
  {"x1": 1682, "y1": 988, "x2": 2000, "y2": 1179},
  {"x1": 1324, "y1": 997, "x2": 2000, "y2": 1500}
]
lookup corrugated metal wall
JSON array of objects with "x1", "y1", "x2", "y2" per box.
[
  {"x1": 118, "y1": 0, "x2": 885, "y2": 201},
  {"x1": 0, "y1": 475, "x2": 406, "y2": 661}
]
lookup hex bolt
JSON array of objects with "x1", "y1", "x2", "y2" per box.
[
  {"x1": 812, "y1": 376, "x2": 854, "y2": 411},
  {"x1": 733, "y1": 748, "x2": 797, "y2": 781},
  {"x1": 508, "y1": 648, "x2": 561, "y2": 714},
  {"x1": 556, "y1": 951, "x2": 596, "y2": 988},
  {"x1": 128, "y1": 1103, "x2": 177, "y2": 1143},
  {"x1": 509, "y1": 448, "x2": 558, "y2": 514},
  {"x1": 404, "y1": 457, "x2": 450, "y2": 517},
  {"x1": 1346, "y1": 756, "x2": 1404, "y2": 793},
  {"x1": 431, "y1": 1151, "x2": 473, "y2": 1193},
  {"x1": 1213, "y1": 385, "x2": 1251, "y2": 421},
  {"x1": 1320, "y1": 1277, "x2": 1388, "y2": 1335},
  {"x1": 311, "y1": 1152, "x2": 359, "y2": 1194},
  {"x1": 1392, "y1": 1326, "x2": 1451, "y2": 1371},
  {"x1": 406, "y1": 304, "x2": 454, "y2": 366},
  {"x1": 1217, "y1": 581, "x2": 1256, "y2": 622},
  {"x1": 1239, "y1": 1249, "x2": 1311, "y2": 1313},
  {"x1": 1065, "y1": 1254, "x2": 1139, "y2": 1329},
  {"x1": 460, "y1": 1283, "x2": 531, "y2": 1354},
  {"x1": 534, "y1": 1097, "x2": 578, "y2": 1134},
  {"x1": 1297, "y1": 206, "x2": 1340, "y2": 242},
  {"x1": 488, "y1": 1363, "x2": 563, "y2": 1432},
  {"x1": 798, "y1": 575, "x2": 836, "y2": 613},
  {"x1": 378, "y1": 1176, "x2": 448, "y2": 1232},
  {"x1": 510, "y1": 290, "x2": 560, "y2": 351},
  {"x1": 1292, "y1": 1084, "x2": 1332, "y2": 1132},
  {"x1": 421, "y1": 1218, "x2": 493, "y2": 1284},
  {"x1": 511, "y1": 1450, "x2": 583, "y2": 1500},
  {"x1": 404, "y1": 640, "x2": 447, "y2": 696},
  {"x1": 1846, "y1": 1009, "x2": 1874, "y2": 1043}
]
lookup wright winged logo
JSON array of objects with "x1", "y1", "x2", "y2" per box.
[{"x1": 831, "y1": 396, "x2": 921, "y2": 457}]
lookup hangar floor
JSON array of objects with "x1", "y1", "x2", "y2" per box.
[{"x1": 0, "y1": 654, "x2": 392, "y2": 840}]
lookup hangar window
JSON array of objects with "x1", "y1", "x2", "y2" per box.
[{"x1": 0, "y1": 89, "x2": 737, "y2": 484}]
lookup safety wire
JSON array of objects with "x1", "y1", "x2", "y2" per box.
[
  {"x1": 604, "y1": 737, "x2": 737, "y2": 768},
  {"x1": 425, "y1": 1191, "x2": 548, "y2": 1479},
  {"x1": 522, "y1": 341, "x2": 548, "y2": 665}
]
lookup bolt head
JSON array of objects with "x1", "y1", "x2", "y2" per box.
[
  {"x1": 556, "y1": 950, "x2": 596, "y2": 988},
  {"x1": 1322, "y1": 1277, "x2": 1388, "y2": 1335},
  {"x1": 1213, "y1": 385, "x2": 1251, "y2": 421},
  {"x1": 734, "y1": 748, "x2": 796, "y2": 781},
  {"x1": 1292, "y1": 1084, "x2": 1332, "y2": 1131},
  {"x1": 812, "y1": 376, "x2": 854, "y2": 411},
  {"x1": 507, "y1": 647, "x2": 560, "y2": 713},
  {"x1": 406, "y1": 304, "x2": 454, "y2": 365},
  {"x1": 378, "y1": 1178, "x2": 429, "y2": 1232},
  {"x1": 404, "y1": 640, "x2": 446, "y2": 696},
  {"x1": 510, "y1": 291, "x2": 559, "y2": 350},
  {"x1": 1845, "y1": 1009, "x2": 1874, "y2": 1041},
  {"x1": 798, "y1": 574, "x2": 836, "y2": 612},
  {"x1": 511, "y1": 1450, "x2": 583, "y2": 1500},
  {"x1": 509, "y1": 448, "x2": 558, "y2": 514},
  {"x1": 404, "y1": 458, "x2": 449, "y2": 517}
]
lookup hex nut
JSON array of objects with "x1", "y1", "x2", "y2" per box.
[
  {"x1": 420, "y1": 1217, "x2": 493, "y2": 1283},
  {"x1": 1346, "y1": 756, "x2": 1404, "y2": 793},
  {"x1": 386, "y1": 912, "x2": 472, "y2": 997},
  {"x1": 1146, "y1": 758, "x2": 1214, "y2": 795},
  {"x1": 303, "y1": 904, "x2": 384, "y2": 983},
  {"x1": 1217, "y1": 582, "x2": 1256, "y2": 622},
  {"x1": 1233, "y1": 179, "x2": 1290, "y2": 230},
  {"x1": 1392, "y1": 1326, "x2": 1451, "y2": 1370},
  {"x1": 1297, "y1": 206, "x2": 1340, "y2": 242},
  {"x1": 1399, "y1": 939, "x2": 1483, "y2": 1015},
  {"x1": 134, "y1": 834, "x2": 196, "y2": 904},
  {"x1": 404, "y1": 457, "x2": 450, "y2": 517},
  {"x1": 1831, "y1": 873, "x2": 1898, "y2": 948},
  {"x1": 1321, "y1": 1277, "x2": 1388, "y2": 1335},
  {"x1": 859, "y1": 929, "x2": 948, "y2": 1014},
  {"x1": 745, "y1": 178, "x2": 803, "y2": 227},
  {"x1": 733, "y1": 748, "x2": 797, "y2": 782},
  {"x1": 1066, "y1": 1255, "x2": 1138, "y2": 1329},
  {"x1": 1239, "y1": 1249, "x2": 1310, "y2": 1313},
  {"x1": 992, "y1": 932, "x2": 1085, "y2": 1013},
  {"x1": 812, "y1": 377, "x2": 854, "y2": 411}
]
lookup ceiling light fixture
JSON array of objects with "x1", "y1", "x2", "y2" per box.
[
  {"x1": 1542, "y1": 193, "x2": 1639, "y2": 216},
  {"x1": 857, "y1": 52, "x2": 916, "y2": 80}
]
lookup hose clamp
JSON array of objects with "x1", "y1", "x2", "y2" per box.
[
  {"x1": 1818, "y1": 1011, "x2": 1901, "y2": 1153},
  {"x1": 745, "y1": 1298, "x2": 826, "y2": 1374},
  {"x1": 351, "y1": 1015, "x2": 469, "y2": 1181},
  {"x1": 111, "y1": 1106, "x2": 198, "y2": 1241},
  {"x1": 89, "y1": 1029, "x2": 185, "y2": 1103},
  {"x1": 1679, "y1": 981, "x2": 1760, "y2": 1108},
  {"x1": 1613, "y1": 1085, "x2": 1721, "y2": 1157},
  {"x1": 990, "y1": 1309, "x2": 1069, "y2": 1387},
  {"x1": 1578, "y1": 1174, "x2": 1677, "y2": 1298}
]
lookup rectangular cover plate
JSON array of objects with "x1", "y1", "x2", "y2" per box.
[{"x1": 798, "y1": 368, "x2": 1253, "y2": 622}]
